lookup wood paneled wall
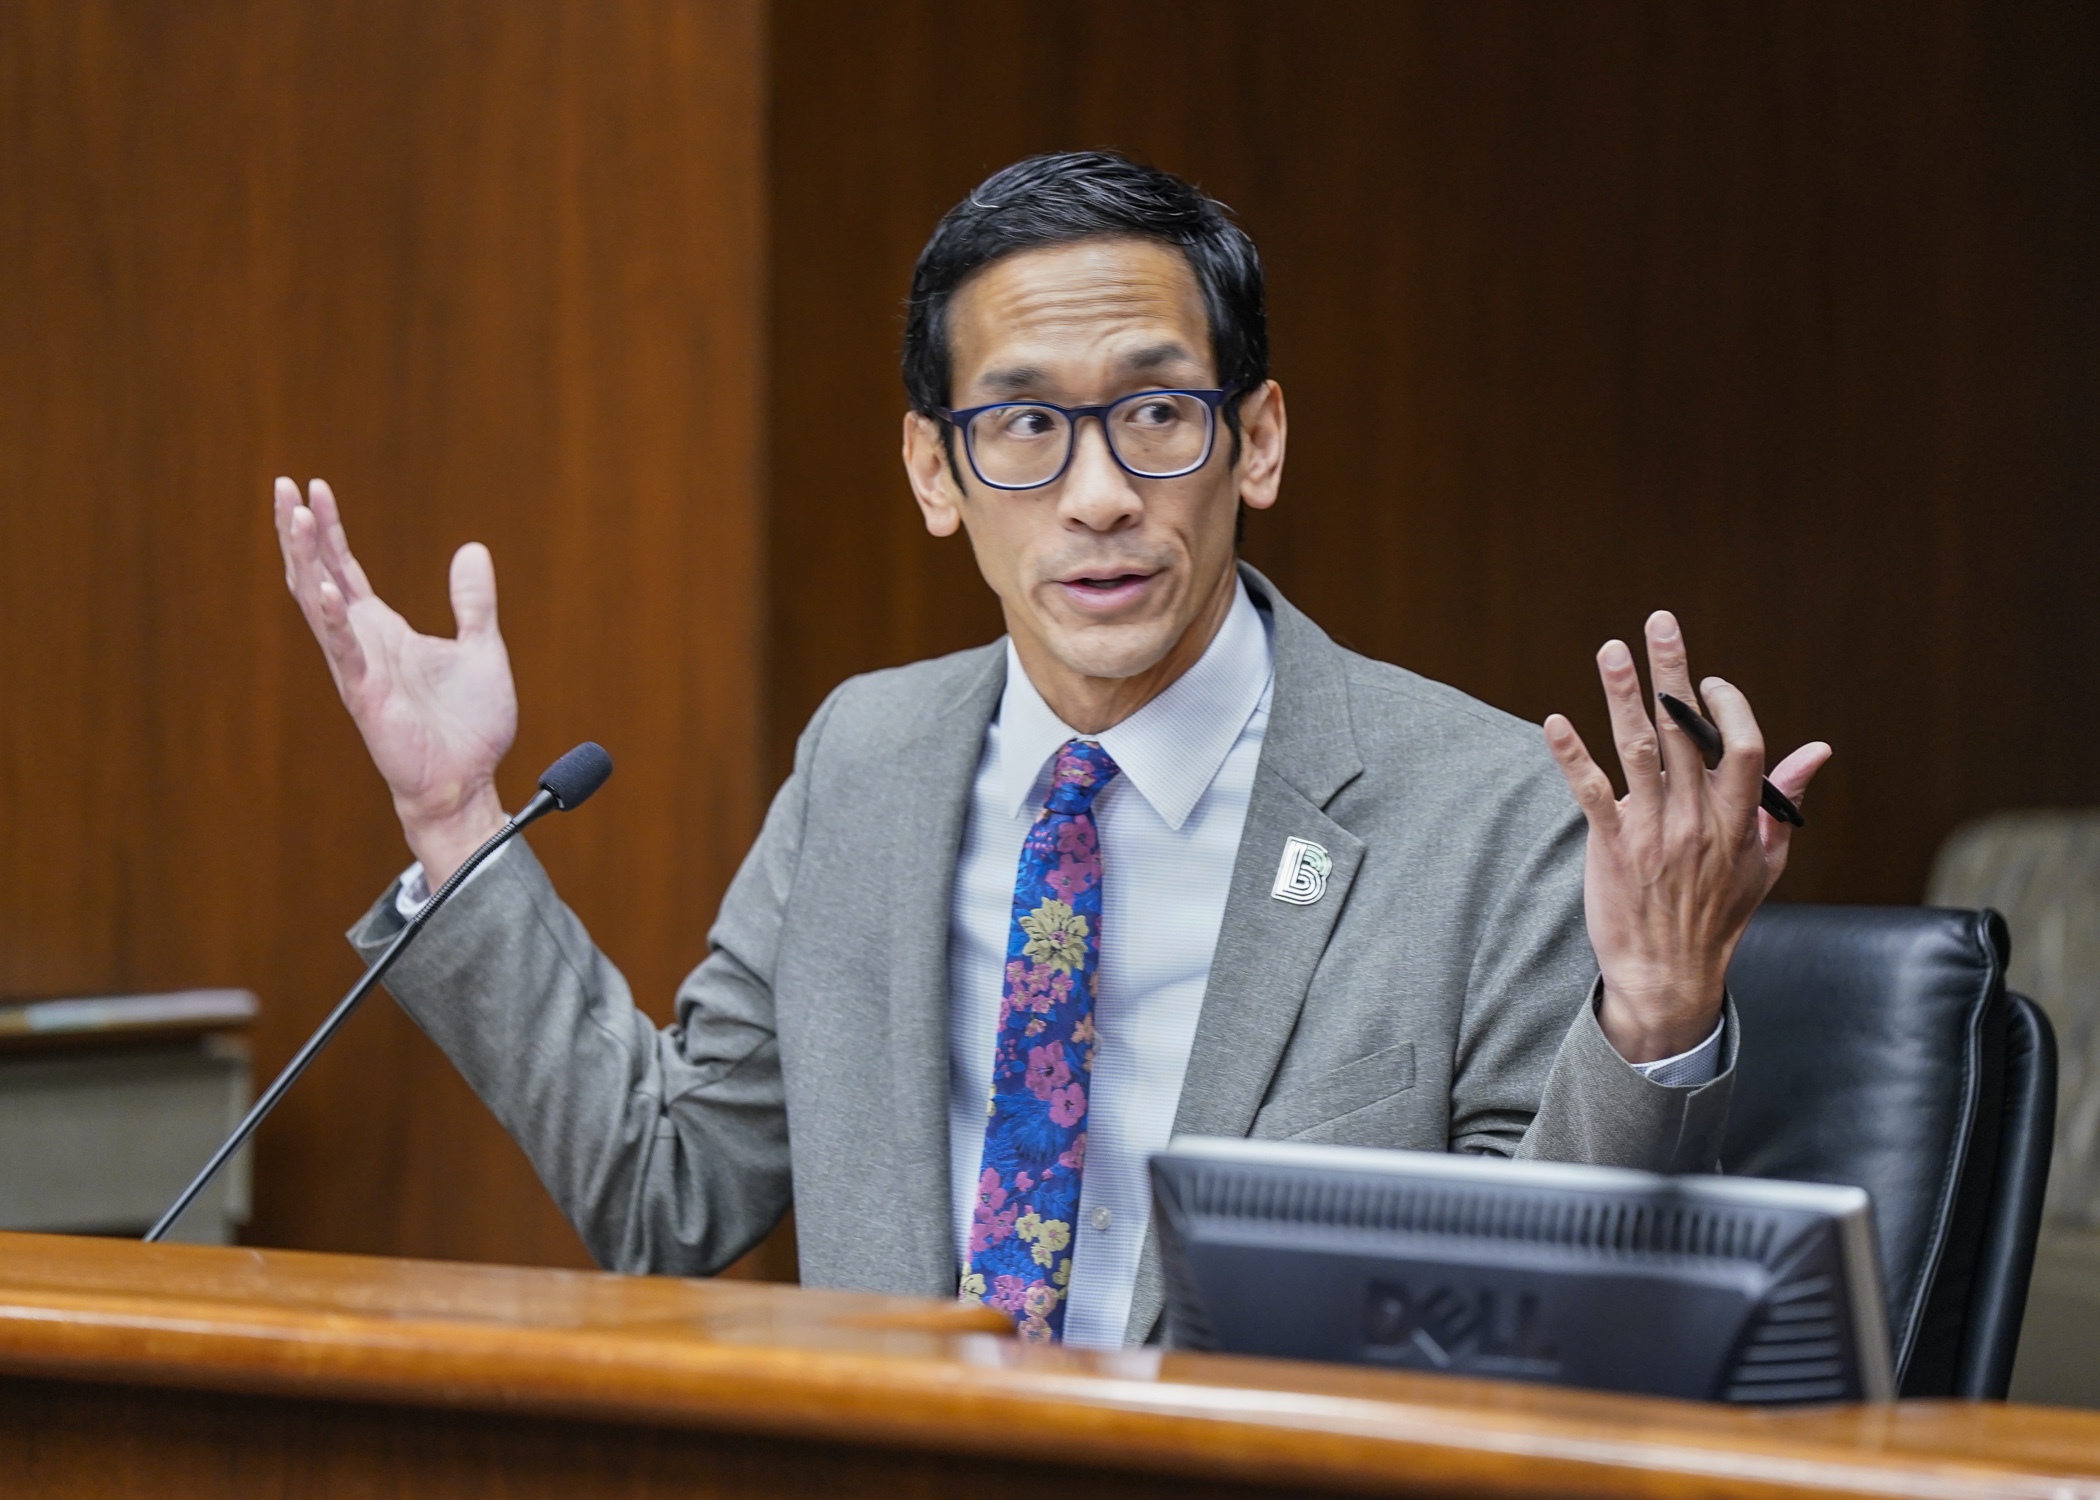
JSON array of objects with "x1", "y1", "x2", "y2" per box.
[
  {"x1": 767, "y1": 0, "x2": 2100, "y2": 905},
  {"x1": 0, "y1": 1, "x2": 766, "y2": 1268},
  {"x1": 3, "y1": 2, "x2": 2095, "y2": 1272}
]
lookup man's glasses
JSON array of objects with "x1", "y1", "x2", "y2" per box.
[{"x1": 937, "y1": 388, "x2": 1237, "y2": 491}]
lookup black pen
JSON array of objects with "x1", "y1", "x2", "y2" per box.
[{"x1": 1657, "y1": 693, "x2": 1806, "y2": 828}]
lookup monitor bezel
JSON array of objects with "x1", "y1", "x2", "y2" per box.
[{"x1": 1155, "y1": 1135, "x2": 1896, "y2": 1401}]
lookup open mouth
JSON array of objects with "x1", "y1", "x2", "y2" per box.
[{"x1": 1055, "y1": 572, "x2": 1156, "y2": 611}]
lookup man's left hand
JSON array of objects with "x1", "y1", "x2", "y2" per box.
[{"x1": 1543, "y1": 611, "x2": 1831, "y2": 1064}]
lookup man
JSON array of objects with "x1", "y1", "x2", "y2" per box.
[{"x1": 274, "y1": 152, "x2": 1827, "y2": 1347}]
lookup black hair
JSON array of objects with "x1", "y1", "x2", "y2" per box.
[{"x1": 902, "y1": 151, "x2": 1267, "y2": 429}]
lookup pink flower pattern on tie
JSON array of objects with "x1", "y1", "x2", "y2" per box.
[{"x1": 959, "y1": 739, "x2": 1118, "y2": 1341}]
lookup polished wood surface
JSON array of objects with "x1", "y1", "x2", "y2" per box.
[
  {"x1": 767, "y1": 0, "x2": 2100, "y2": 905},
  {"x1": 0, "y1": 3, "x2": 767, "y2": 1270},
  {"x1": 1, "y1": 1233, "x2": 2097, "y2": 1499}
]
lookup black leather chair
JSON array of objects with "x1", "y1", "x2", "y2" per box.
[{"x1": 1723, "y1": 904, "x2": 2057, "y2": 1398}]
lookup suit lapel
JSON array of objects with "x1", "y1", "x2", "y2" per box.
[
  {"x1": 1166, "y1": 773, "x2": 1366, "y2": 1139},
  {"x1": 879, "y1": 646, "x2": 1007, "y2": 1296},
  {"x1": 1124, "y1": 565, "x2": 1366, "y2": 1341}
]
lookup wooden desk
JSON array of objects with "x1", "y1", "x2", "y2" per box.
[{"x1": 0, "y1": 1232, "x2": 2095, "y2": 1499}]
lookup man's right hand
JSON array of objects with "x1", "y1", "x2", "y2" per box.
[{"x1": 274, "y1": 477, "x2": 519, "y2": 887}]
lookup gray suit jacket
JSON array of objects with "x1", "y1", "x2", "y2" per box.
[{"x1": 352, "y1": 565, "x2": 1734, "y2": 1343}]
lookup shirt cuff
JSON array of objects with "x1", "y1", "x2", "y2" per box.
[
  {"x1": 393, "y1": 840, "x2": 511, "y2": 921},
  {"x1": 1626, "y1": 1013, "x2": 1727, "y2": 1088}
]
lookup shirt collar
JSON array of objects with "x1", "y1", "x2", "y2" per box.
[{"x1": 994, "y1": 578, "x2": 1274, "y2": 830}]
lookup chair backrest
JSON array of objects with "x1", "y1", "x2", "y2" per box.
[
  {"x1": 1927, "y1": 810, "x2": 2100, "y2": 1227},
  {"x1": 1723, "y1": 904, "x2": 2057, "y2": 1397}
]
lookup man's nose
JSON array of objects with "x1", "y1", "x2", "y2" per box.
[{"x1": 1056, "y1": 417, "x2": 1141, "y2": 532}]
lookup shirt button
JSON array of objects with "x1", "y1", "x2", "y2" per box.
[{"x1": 1090, "y1": 1206, "x2": 1113, "y2": 1232}]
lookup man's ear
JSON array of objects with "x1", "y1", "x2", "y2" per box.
[
  {"x1": 1232, "y1": 380, "x2": 1287, "y2": 513},
  {"x1": 903, "y1": 411, "x2": 965, "y2": 537}
]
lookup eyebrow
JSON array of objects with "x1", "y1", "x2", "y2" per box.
[
  {"x1": 972, "y1": 342, "x2": 1208, "y2": 399},
  {"x1": 978, "y1": 364, "x2": 1051, "y2": 396},
  {"x1": 1123, "y1": 341, "x2": 1200, "y2": 374}
]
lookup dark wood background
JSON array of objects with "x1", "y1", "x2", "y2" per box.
[
  {"x1": 768, "y1": 0, "x2": 2100, "y2": 907},
  {"x1": 0, "y1": 0, "x2": 765, "y2": 1269},
  {"x1": 3, "y1": 1, "x2": 2094, "y2": 1273}
]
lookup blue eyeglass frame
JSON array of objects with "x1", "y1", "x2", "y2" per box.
[{"x1": 935, "y1": 386, "x2": 1239, "y2": 491}]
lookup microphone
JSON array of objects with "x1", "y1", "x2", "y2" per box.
[{"x1": 145, "y1": 742, "x2": 615, "y2": 1243}]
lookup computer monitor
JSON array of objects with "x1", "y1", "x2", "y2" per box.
[{"x1": 1151, "y1": 1137, "x2": 1894, "y2": 1404}]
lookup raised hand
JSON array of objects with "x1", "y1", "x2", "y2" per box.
[
  {"x1": 274, "y1": 477, "x2": 519, "y2": 885},
  {"x1": 1543, "y1": 611, "x2": 1831, "y2": 1063}
]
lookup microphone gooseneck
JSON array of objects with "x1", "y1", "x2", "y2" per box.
[{"x1": 144, "y1": 742, "x2": 615, "y2": 1243}]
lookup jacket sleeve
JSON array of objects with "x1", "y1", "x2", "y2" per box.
[
  {"x1": 1448, "y1": 794, "x2": 1736, "y2": 1173},
  {"x1": 347, "y1": 692, "x2": 840, "y2": 1275}
]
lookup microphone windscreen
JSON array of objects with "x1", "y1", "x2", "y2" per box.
[{"x1": 538, "y1": 741, "x2": 614, "y2": 810}]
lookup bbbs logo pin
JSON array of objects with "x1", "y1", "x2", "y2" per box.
[{"x1": 1271, "y1": 837, "x2": 1332, "y2": 906}]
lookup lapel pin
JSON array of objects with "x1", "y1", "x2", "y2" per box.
[{"x1": 1271, "y1": 837, "x2": 1332, "y2": 906}]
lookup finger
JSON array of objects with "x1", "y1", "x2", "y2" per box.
[
  {"x1": 273, "y1": 476, "x2": 303, "y2": 589},
  {"x1": 1769, "y1": 740, "x2": 1831, "y2": 804},
  {"x1": 1696, "y1": 676, "x2": 1769, "y2": 824},
  {"x1": 449, "y1": 541, "x2": 500, "y2": 642},
  {"x1": 1596, "y1": 638, "x2": 1664, "y2": 808},
  {"x1": 281, "y1": 498, "x2": 362, "y2": 669},
  {"x1": 312, "y1": 577, "x2": 369, "y2": 693},
  {"x1": 306, "y1": 479, "x2": 376, "y2": 603},
  {"x1": 1544, "y1": 714, "x2": 1622, "y2": 838},
  {"x1": 1643, "y1": 610, "x2": 1708, "y2": 808},
  {"x1": 1754, "y1": 742, "x2": 1831, "y2": 880},
  {"x1": 285, "y1": 507, "x2": 368, "y2": 691},
  {"x1": 280, "y1": 490, "x2": 333, "y2": 610}
]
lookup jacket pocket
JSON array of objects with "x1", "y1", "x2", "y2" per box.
[{"x1": 1253, "y1": 1041, "x2": 1416, "y2": 1140}]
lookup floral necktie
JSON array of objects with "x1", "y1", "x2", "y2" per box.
[{"x1": 961, "y1": 738, "x2": 1120, "y2": 1341}]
